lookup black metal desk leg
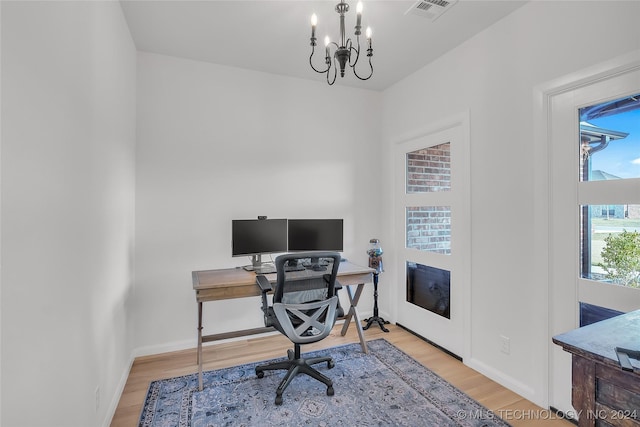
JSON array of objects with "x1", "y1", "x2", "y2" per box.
[{"x1": 363, "y1": 272, "x2": 390, "y2": 332}]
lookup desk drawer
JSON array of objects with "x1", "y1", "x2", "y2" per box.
[
  {"x1": 594, "y1": 363, "x2": 640, "y2": 426},
  {"x1": 196, "y1": 285, "x2": 261, "y2": 302},
  {"x1": 336, "y1": 273, "x2": 372, "y2": 287}
]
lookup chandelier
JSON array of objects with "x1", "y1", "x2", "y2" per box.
[{"x1": 309, "y1": 1, "x2": 373, "y2": 85}]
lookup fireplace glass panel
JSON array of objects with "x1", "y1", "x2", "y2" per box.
[{"x1": 406, "y1": 262, "x2": 451, "y2": 319}]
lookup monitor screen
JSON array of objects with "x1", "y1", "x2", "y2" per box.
[
  {"x1": 287, "y1": 219, "x2": 344, "y2": 252},
  {"x1": 232, "y1": 219, "x2": 288, "y2": 257}
]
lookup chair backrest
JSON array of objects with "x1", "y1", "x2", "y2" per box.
[
  {"x1": 271, "y1": 252, "x2": 341, "y2": 344},
  {"x1": 273, "y1": 252, "x2": 341, "y2": 304}
]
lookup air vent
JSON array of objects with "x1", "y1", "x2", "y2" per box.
[{"x1": 405, "y1": 0, "x2": 458, "y2": 21}]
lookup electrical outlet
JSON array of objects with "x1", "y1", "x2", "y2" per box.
[
  {"x1": 95, "y1": 386, "x2": 100, "y2": 412},
  {"x1": 500, "y1": 335, "x2": 510, "y2": 355}
]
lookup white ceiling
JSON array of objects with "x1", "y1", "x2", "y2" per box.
[{"x1": 120, "y1": 0, "x2": 527, "y2": 91}]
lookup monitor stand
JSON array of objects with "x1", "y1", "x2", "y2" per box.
[
  {"x1": 243, "y1": 254, "x2": 276, "y2": 274},
  {"x1": 304, "y1": 256, "x2": 328, "y2": 272}
]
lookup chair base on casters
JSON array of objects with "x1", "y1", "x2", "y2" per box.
[{"x1": 255, "y1": 344, "x2": 335, "y2": 405}]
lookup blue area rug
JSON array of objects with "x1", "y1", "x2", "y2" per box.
[{"x1": 139, "y1": 338, "x2": 511, "y2": 426}]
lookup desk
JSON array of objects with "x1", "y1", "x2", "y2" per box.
[
  {"x1": 192, "y1": 261, "x2": 374, "y2": 390},
  {"x1": 553, "y1": 310, "x2": 640, "y2": 426}
]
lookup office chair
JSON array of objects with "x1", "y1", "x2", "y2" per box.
[{"x1": 255, "y1": 251, "x2": 342, "y2": 405}]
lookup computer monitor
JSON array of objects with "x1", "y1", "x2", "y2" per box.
[
  {"x1": 232, "y1": 218, "x2": 287, "y2": 273},
  {"x1": 288, "y1": 219, "x2": 343, "y2": 270}
]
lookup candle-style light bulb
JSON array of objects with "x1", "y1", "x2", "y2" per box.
[
  {"x1": 324, "y1": 36, "x2": 331, "y2": 58},
  {"x1": 366, "y1": 27, "x2": 372, "y2": 50},
  {"x1": 311, "y1": 14, "x2": 317, "y2": 38},
  {"x1": 356, "y1": 2, "x2": 363, "y2": 29}
]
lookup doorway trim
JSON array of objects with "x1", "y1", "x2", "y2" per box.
[{"x1": 533, "y1": 49, "x2": 640, "y2": 411}]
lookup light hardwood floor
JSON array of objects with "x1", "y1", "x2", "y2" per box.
[{"x1": 111, "y1": 323, "x2": 574, "y2": 426}]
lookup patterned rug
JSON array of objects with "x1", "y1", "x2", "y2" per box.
[{"x1": 139, "y1": 338, "x2": 511, "y2": 426}]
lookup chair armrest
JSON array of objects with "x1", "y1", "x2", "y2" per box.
[
  {"x1": 257, "y1": 275, "x2": 273, "y2": 326},
  {"x1": 333, "y1": 279, "x2": 345, "y2": 318},
  {"x1": 256, "y1": 275, "x2": 272, "y2": 293}
]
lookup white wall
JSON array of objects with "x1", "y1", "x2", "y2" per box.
[
  {"x1": 380, "y1": 0, "x2": 640, "y2": 407},
  {"x1": 134, "y1": 52, "x2": 382, "y2": 353},
  {"x1": 1, "y1": 2, "x2": 136, "y2": 426}
]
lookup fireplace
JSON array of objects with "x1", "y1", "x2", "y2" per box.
[{"x1": 406, "y1": 262, "x2": 450, "y2": 319}]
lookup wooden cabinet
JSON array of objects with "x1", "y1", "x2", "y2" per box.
[{"x1": 553, "y1": 310, "x2": 640, "y2": 427}]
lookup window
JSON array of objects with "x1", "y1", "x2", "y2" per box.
[
  {"x1": 580, "y1": 98, "x2": 640, "y2": 181},
  {"x1": 579, "y1": 94, "x2": 640, "y2": 288},
  {"x1": 406, "y1": 143, "x2": 451, "y2": 193},
  {"x1": 405, "y1": 143, "x2": 452, "y2": 254},
  {"x1": 406, "y1": 206, "x2": 451, "y2": 254}
]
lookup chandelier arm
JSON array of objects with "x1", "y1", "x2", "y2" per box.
[
  {"x1": 327, "y1": 53, "x2": 338, "y2": 85},
  {"x1": 352, "y1": 55, "x2": 373, "y2": 81},
  {"x1": 309, "y1": 46, "x2": 330, "y2": 74},
  {"x1": 348, "y1": 37, "x2": 361, "y2": 68}
]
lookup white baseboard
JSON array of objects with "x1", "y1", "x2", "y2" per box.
[
  {"x1": 133, "y1": 338, "x2": 199, "y2": 358},
  {"x1": 465, "y1": 357, "x2": 540, "y2": 407},
  {"x1": 132, "y1": 329, "x2": 289, "y2": 359}
]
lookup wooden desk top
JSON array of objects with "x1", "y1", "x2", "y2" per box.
[
  {"x1": 552, "y1": 309, "x2": 640, "y2": 371},
  {"x1": 192, "y1": 261, "x2": 374, "y2": 302}
]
